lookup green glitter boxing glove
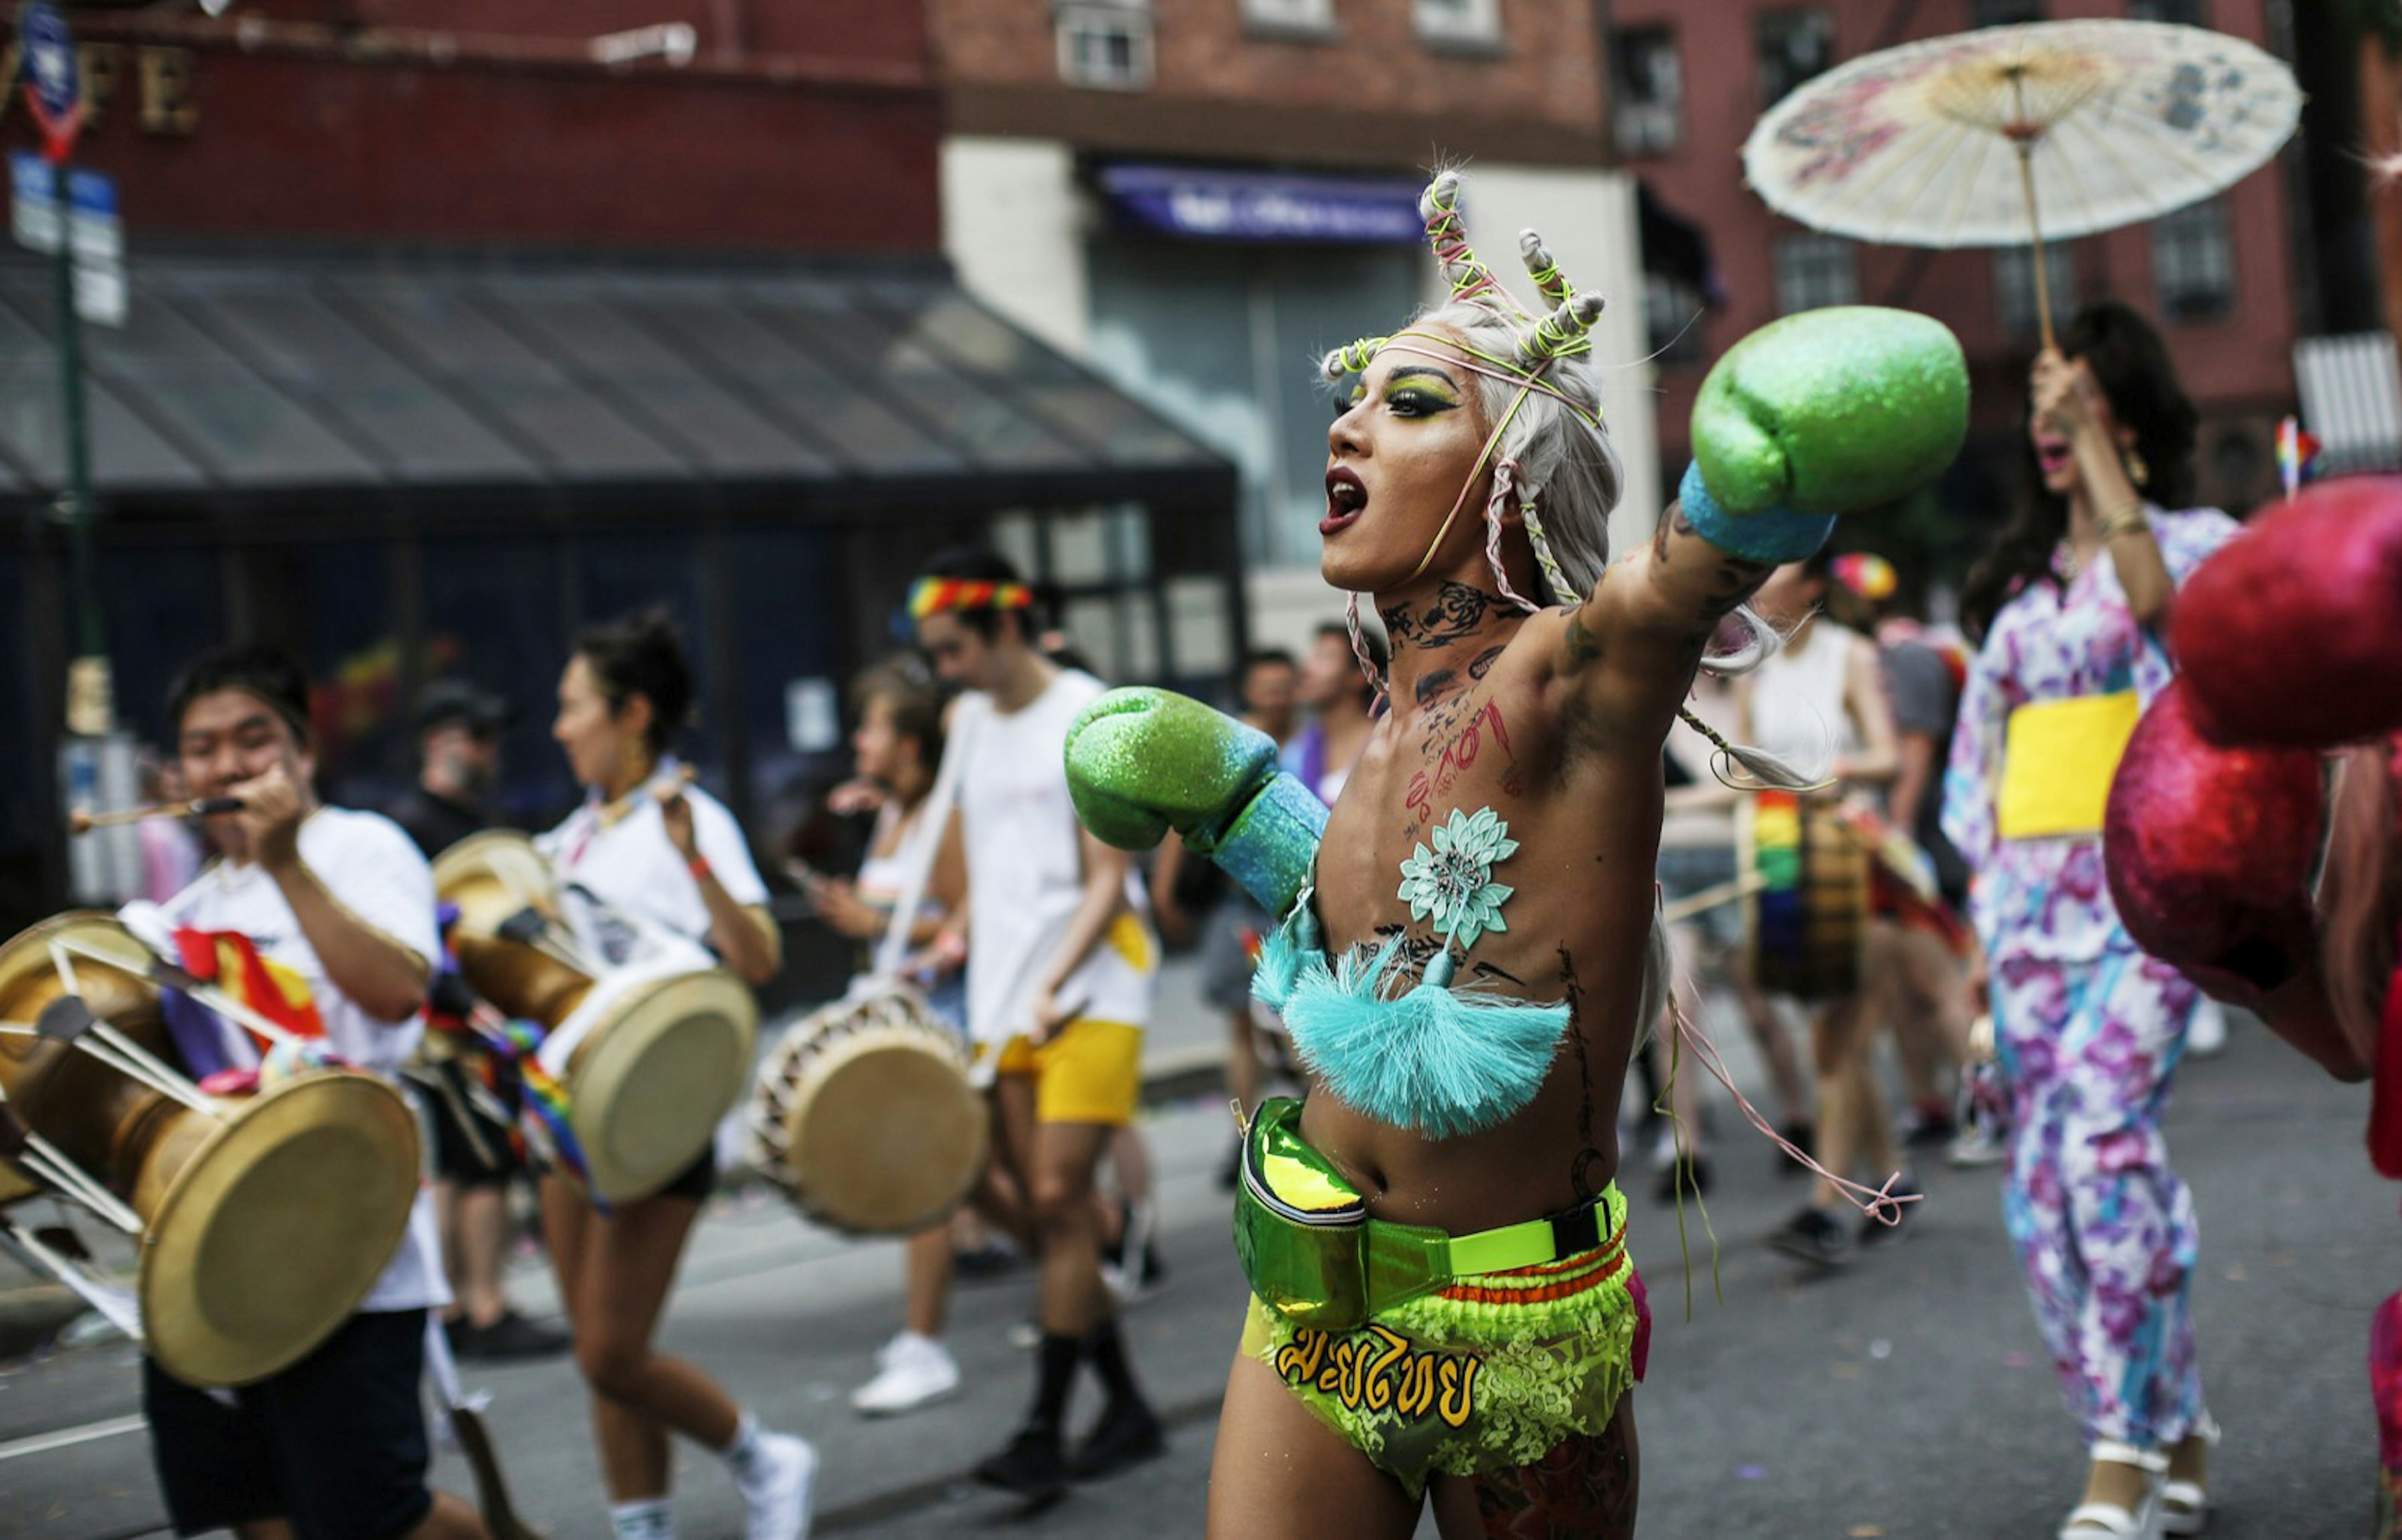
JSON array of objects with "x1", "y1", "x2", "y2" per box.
[
  {"x1": 1682, "y1": 306, "x2": 1969, "y2": 565},
  {"x1": 1066, "y1": 687, "x2": 1327, "y2": 919}
]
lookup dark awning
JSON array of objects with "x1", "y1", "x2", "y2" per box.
[{"x1": 0, "y1": 250, "x2": 1232, "y2": 516}]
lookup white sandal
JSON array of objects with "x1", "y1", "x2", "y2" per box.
[
  {"x1": 2059, "y1": 1441, "x2": 2168, "y2": 1540},
  {"x1": 2160, "y1": 1414, "x2": 2221, "y2": 1536}
]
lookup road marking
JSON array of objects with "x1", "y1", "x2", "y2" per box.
[{"x1": 0, "y1": 1412, "x2": 145, "y2": 1462}]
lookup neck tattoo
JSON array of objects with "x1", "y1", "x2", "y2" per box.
[{"x1": 1381, "y1": 580, "x2": 1502, "y2": 652}]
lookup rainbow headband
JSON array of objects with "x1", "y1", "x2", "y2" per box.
[{"x1": 908, "y1": 578, "x2": 1035, "y2": 621}]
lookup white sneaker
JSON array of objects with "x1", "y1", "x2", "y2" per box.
[
  {"x1": 1947, "y1": 1122, "x2": 2009, "y2": 1169},
  {"x1": 736, "y1": 1431, "x2": 816, "y2": 1540},
  {"x1": 849, "y1": 1332, "x2": 961, "y2": 1417}
]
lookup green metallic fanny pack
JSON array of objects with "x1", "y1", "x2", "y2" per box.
[{"x1": 1234, "y1": 1097, "x2": 1608, "y2": 1334}]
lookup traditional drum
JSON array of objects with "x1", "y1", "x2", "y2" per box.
[
  {"x1": 0, "y1": 913, "x2": 421, "y2": 1387},
  {"x1": 1745, "y1": 791, "x2": 1870, "y2": 1000},
  {"x1": 746, "y1": 984, "x2": 986, "y2": 1235},
  {"x1": 432, "y1": 831, "x2": 757, "y2": 1203}
]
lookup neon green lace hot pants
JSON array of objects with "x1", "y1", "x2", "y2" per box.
[{"x1": 1237, "y1": 1183, "x2": 1651, "y2": 1499}]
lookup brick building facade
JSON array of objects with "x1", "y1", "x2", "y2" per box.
[
  {"x1": 8, "y1": 1, "x2": 941, "y2": 249},
  {"x1": 1602, "y1": 0, "x2": 2301, "y2": 569},
  {"x1": 2, "y1": 2, "x2": 1236, "y2": 952},
  {"x1": 928, "y1": 0, "x2": 1659, "y2": 647}
]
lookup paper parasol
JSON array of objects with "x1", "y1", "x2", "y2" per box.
[{"x1": 1742, "y1": 20, "x2": 2299, "y2": 348}]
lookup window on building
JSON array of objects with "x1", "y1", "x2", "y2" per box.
[
  {"x1": 1243, "y1": 0, "x2": 1335, "y2": 34},
  {"x1": 1994, "y1": 241, "x2": 2079, "y2": 339},
  {"x1": 1755, "y1": 9, "x2": 1835, "y2": 108},
  {"x1": 1644, "y1": 273, "x2": 1707, "y2": 364},
  {"x1": 1613, "y1": 28, "x2": 1683, "y2": 158},
  {"x1": 1773, "y1": 233, "x2": 1857, "y2": 314},
  {"x1": 2153, "y1": 198, "x2": 2235, "y2": 322},
  {"x1": 2127, "y1": 0, "x2": 2206, "y2": 23},
  {"x1": 1057, "y1": 3, "x2": 1155, "y2": 90},
  {"x1": 1971, "y1": 0, "x2": 2044, "y2": 25},
  {"x1": 1413, "y1": 0, "x2": 1503, "y2": 49}
]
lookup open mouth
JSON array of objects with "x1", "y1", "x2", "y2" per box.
[
  {"x1": 2035, "y1": 437, "x2": 2075, "y2": 477},
  {"x1": 1322, "y1": 465, "x2": 1367, "y2": 536}
]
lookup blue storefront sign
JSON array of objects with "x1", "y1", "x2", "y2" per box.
[{"x1": 1096, "y1": 163, "x2": 1426, "y2": 245}]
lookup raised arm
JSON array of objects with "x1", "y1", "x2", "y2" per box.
[{"x1": 1565, "y1": 306, "x2": 1971, "y2": 744}]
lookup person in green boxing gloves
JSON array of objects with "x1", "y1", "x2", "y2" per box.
[{"x1": 1063, "y1": 172, "x2": 1968, "y2": 1539}]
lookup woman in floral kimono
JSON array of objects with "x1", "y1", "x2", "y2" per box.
[{"x1": 1943, "y1": 301, "x2": 2238, "y2": 1540}]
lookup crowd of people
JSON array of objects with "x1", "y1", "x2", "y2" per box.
[{"x1": 18, "y1": 161, "x2": 2396, "y2": 1540}]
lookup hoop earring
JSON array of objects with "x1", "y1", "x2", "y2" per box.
[{"x1": 2123, "y1": 447, "x2": 2150, "y2": 489}]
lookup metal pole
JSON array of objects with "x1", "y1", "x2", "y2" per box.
[{"x1": 48, "y1": 158, "x2": 108, "y2": 733}]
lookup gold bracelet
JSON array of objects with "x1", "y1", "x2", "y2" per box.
[{"x1": 2099, "y1": 504, "x2": 2150, "y2": 540}]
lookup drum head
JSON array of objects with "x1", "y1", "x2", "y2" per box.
[
  {"x1": 570, "y1": 971, "x2": 758, "y2": 1203},
  {"x1": 0, "y1": 912, "x2": 162, "y2": 1049},
  {"x1": 431, "y1": 832, "x2": 560, "y2": 934},
  {"x1": 141, "y1": 1073, "x2": 421, "y2": 1389},
  {"x1": 780, "y1": 1023, "x2": 988, "y2": 1236}
]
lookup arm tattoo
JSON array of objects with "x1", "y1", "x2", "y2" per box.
[
  {"x1": 1565, "y1": 610, "x2": 1602, "y2": 664},
  {"x1": 1664, "y1": 509, "x2": 1773, "y2": 635},
  {"x1": 1559, "y1": 945, "x2": 1607, "y2": 1203},
  {"x1": 1381, "y1": 581, "x2": 1500, "y2": 652}
]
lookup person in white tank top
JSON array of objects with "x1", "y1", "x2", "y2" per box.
[
  {"x1": 793, "y1": 659, "x2": 990, "y2": 1421},
  {"x1": 1735, "y1": 557, "x2": 1921, "y2": 1270}
]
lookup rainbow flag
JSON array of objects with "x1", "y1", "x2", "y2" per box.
[
  {"x1": 425, "y1": 913, "x2": 604, "y2": 1205},
  {"x1": 172, "y1": 928, "x2": 326, "y2": 1041},
  {"x1": 2277, "y1": 415, "x2": 2321, "y2": 502},
  {"x1": 1751, "y1": 792, "x2": 1807, "y2": 959}
]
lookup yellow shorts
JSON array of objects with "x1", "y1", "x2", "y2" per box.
[{"x1": 990, "y1": 1018, "x2": 1144, "y2": 1127}]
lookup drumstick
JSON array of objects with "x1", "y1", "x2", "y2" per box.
[
  {"x1": 1660, "y1": 874, "x2": 1768, "y2": 926},
  {"x1": 68, "y1": 797, "x2": 243, "y2": 834},
  {"x1": 595, "y1": 764, "x2": 696, "y2": 825},
  {"x1": 0, "y1": 1091, "x2": 144, "y2": 1233},
  {"x1": 449, "y1": 1404, "x2": 541, "y2": 1540},
  {"x1": 0, "y1": 1213, "x2": 144, "y2": 1339}
]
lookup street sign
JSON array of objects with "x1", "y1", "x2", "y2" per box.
[
  {"x1": 10, "y1": 150, "x2": 56, "y2": 252},
  {"x1": 10, "y1": 155, "x2": 126, "y2": 325},
  {"x1": 17, "y1": 4, "x2": 83, "y2": 162}
]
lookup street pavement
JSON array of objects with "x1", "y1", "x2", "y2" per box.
[{"x1": 0, "y1": 970, "x2": 2391, "y2": 1539}]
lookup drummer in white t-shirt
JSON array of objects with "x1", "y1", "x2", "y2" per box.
[
  {"x1": 136, "y1": 645, "x2": 490, "y2": 1540},
  {"x1": 537, "y1": 610, "x2": 813, "y2": 1540}
]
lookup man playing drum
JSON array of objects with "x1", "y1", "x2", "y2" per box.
[
  {"x1": 910, "y1": 549, "x2": 1167, "y2": 1503},
  {"x1": 136, "y1": 644, "x2": 490, "y2": 1540}
]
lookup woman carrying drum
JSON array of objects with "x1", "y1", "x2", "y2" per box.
[
  {"x1": 792, "y1": 659, "x2": 980, "y2": 1416},
  {"x1": 1943, "y1": 302, "x2": 2238, "y2": 1540},
  {"x1": 539, "y1": 609, "x2": 813, "y2": 1540},
  {"x1": 1742, "y1": 552, "x2": 1910, "y2": 1267}
]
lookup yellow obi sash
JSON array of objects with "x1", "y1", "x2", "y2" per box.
[{"x1": 1997, "y1": 692, "x2": 2140, "y2": 840}]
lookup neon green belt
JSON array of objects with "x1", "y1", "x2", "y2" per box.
[{"x1": 1234, "y1": 1097, "x2": 1611, "y2": 1333}]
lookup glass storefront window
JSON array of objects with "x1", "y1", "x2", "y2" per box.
[
  {"x1": 300, "y1": 540, "x2": 408, "y2": 813},
  {"x1": 1088, "y1": 238, "x2": 1417, "y2": 573},
  {"x1": 422, "y1": 535, "x2": 574, "y2": 829}
]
